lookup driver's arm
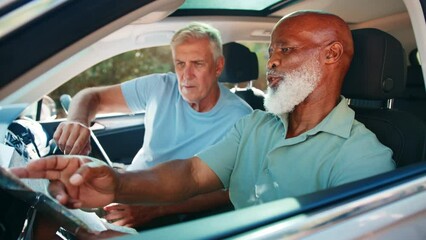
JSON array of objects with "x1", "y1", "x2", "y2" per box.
[
  {"x1": 117, "y1": 156, "x2": 224, "y2": 204},
  {"x1": 10, "y1": 155, "x2": 223, "y2": 208}
]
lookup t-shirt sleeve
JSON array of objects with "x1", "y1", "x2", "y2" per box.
[
  {"x1": 121, "y1": 74, "x2": 160, "y2": 112},
  {"x1": 196, "y1": 120, "x2": 244, "y2": 188}
]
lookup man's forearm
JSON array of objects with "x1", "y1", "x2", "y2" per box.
[
  {"x1": 157, "y1": 190, "x2": 231, "y2": 216},
  {"x1": 115, "y1": 159, "x2": 203, "y2": 204},
  {"x1": 67, "y1": 89, "x2": 100, "y2": 126},
  {"x1": 67, "y1": 85, "x2": 131, "y2": 125},
  {"x1": 114, "y1": 158, "x2": 223, "y2": 205}
]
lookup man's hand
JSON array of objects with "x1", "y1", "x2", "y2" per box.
[
  {"x1": 102, "y1": 203, "x2": 163, "y2": 228},
  {"x1": 10, "y1": 155, "x2": 118, "y2": 208},
  {"x1": 53, "y1": 121, "x2": 91, "y2": 155}
]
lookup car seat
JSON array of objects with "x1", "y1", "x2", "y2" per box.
[
  {"x1": 342, "y1": 28, "x2": 426, "y2": 167},
  {"x1": 394, "y1": 48, "x2": 426, "y2": 122},
  {"x1": 219, "y1": 42, "x2": 265, "y2": 110}
]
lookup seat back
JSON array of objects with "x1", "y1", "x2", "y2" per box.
[
  {"x1": 342, "y1": 28, "x2": 426, "y2": 167},
  {"x1": 394, "y1": 48, "x2": 426, "y2": 122},
  {"x1": 219, "y1": 42, "x2": 265, "y2": 110}
]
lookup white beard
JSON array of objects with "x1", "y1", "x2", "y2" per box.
[{"x1": 264, "y1": 58, "x2": 321, "y2": 115}]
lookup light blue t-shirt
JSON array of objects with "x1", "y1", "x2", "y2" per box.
[
  {"x1": 197, "y1": 97, "x2": 395, "y2": 209},
  {"x1": 121, "y1": 72, "x2": 252, "y2": 170}
]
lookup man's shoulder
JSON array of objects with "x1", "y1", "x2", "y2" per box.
[
  {"x1": 341, "y1": 119, "x2": 393, "y2": 156},
  {"x1": 133, "y1": 72, "x2": 177, "y2": 83},
  {"x1": 251, "y1": 109, "x2": 273, "y2": 117},
  {"x1": 220, "y1": 86, "x2": 252, "y2": 113},
  {"x1": 129, "y1": 72, "x2": 178, "y2": 91},
  {"x1": 350, "y1": 119, "x2": 380, "y2": 140},
  {"x1": 238, "y1": 109, "x2": 279, "y2": 127}
]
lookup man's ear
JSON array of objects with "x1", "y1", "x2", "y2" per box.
[
  {"x1": 325, "y1": 42, "x2": 343, "y2": 64},
  {"x1": 216, "y1": 56, "x2": 225, "y2": 77}
]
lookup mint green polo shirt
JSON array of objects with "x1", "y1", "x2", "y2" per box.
[{"x1": 197, "y1": 97, "x2": 395, "y2": 209}]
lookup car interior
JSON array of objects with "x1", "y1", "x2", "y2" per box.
[
  {"x1": 342, "y1": 28, "x2": 426, "y2": 168},
  {"x1": 219, "y1": 42, "x2": 265, "y2": 111},
  {"x1": 0, "y1": 0, "x2": 426, "y2": 239},
  {"x1": 395, "y1": 48, "x2": 426, "y2": 122}
]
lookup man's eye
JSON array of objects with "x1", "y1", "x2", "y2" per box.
[
  {"x1": 281, "y1": 47, "x2": 291, "y2": 53},
  {"x1": 268, "y1": 48, "x2": 273, "y2": 57},
  {"x1": 176, "y1": 62, "x2": 185, "y2": 68}
]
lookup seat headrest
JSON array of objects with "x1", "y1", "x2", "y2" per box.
[
  {"x1": 406, "y1": 48, "x2": 424, "y2": 87},
  {"x1": 407, "y1": 65, "x2": 425, "y2": 87},
  {"x1": 342, "y1": 28, "x2": 406, "y2": 100},
  {"x1": 409, "y1": 48, "x2": 420, "y2": 66},
  {"x1": 219, "y1": 42, "x2": 259, "y2": 83}
]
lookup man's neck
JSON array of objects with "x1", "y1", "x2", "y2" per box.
[
  {"x1": 285, "y1": 95, "x2": 340, "y2": 138},
  {"x1": 190, "y1": 85, "x2": 221, "y2": 112}
]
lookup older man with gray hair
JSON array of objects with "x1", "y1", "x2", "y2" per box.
[{"x1": 50, "y1": 22, "x2": 252, "y2": 228}]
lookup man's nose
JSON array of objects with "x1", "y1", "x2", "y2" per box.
[
  {"x1": 267, "y1": 53, "x2": 280, "y2": 70},
  {"x1": 183, "y1": 64, "x2": 194, "y2": 78}
]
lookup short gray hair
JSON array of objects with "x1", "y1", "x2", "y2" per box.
[{"x1": 171, "y1": 22, "x2": 223, "y2": 61}]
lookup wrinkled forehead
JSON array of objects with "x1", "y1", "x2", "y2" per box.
[{"x1": 270, "y1": 19, "x2": 317, "y2": 46}]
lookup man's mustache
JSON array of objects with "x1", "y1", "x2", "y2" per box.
[{"x1": 266, "y1": 70, "x2": 284, "y2": 77}]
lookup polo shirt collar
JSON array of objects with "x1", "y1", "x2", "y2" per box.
[
  {"x1": 278, "y1": 96, "x2": 354, "y2": 140},
  {"x1": 314, "y1": 96, "x2": 354, "y2": 138}
]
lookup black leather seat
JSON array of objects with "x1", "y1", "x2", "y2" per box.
[
  {"x1": 219, "y1": 42, "x2": 265, "y2": 110},
  {"x1": 394, "y1": 48, "x2": 426, "y2": 122},
  {"x1": 342, "y1": 28, "x2": 426, "y2": 168}
]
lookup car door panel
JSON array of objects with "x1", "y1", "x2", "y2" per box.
[
  {"x1": 94, "y1": 113, "x2": 145, "y2": 165},
  {"x1": 40, "y1": 113, "x2": 145, "y2": 165}
]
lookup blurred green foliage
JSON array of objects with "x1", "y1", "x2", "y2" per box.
[{"x1": 49, "y1": 46, "x2": 173, "y2": 118}]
